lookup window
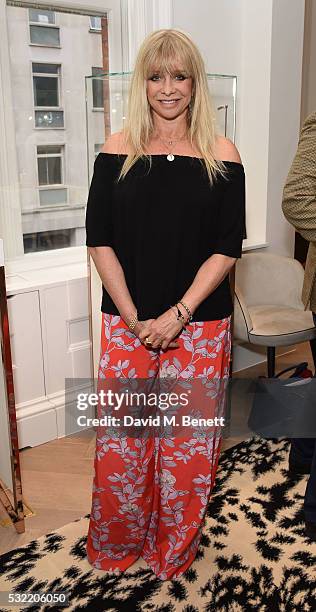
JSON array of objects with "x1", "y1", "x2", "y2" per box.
[
  {"x1": 29, "y1": 9, "x2": 60, "y2": 47},
  {"x1": 92, "y1": 67, "x2": 104, "y2": 109},
  {"x1": 35, "y1": 111, "x2": 64, "y2": 128},
  {"x1": 37, "y1": 145, "x2": 67, "y2": 206},
  {"x1": 32, "y1": 63, "x2": 64, "y2": 128},
  {"x1": 24, "y1": 229, "x2": 72, "y2": 253},
  {"x1": 37, "y1": 145, "x2": 62, "y2": 185},
  {"x1": 33, "y1": 64, "x2": 59, "y2": 106},
  {"x1": 30, "y1": 26, "x2": 60, "y2": 46},
  {"x1": 29, "y1": 9, "x2": 55, "y2": 24},
  {"x1": 90, "y1": 16, "x2": 102, "y2": 31},
  {"x1": 5, "y1": 2, "x2": 114, "y2": 257}
]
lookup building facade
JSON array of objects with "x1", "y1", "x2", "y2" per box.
[{"x1": 7, "y1": 5, "x2": 109, "y2": 252}]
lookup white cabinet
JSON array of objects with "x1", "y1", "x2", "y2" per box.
[
  {"x1": 8, "y1": 291, "x2": 45, "y2": 405},
  {"x1": 6, "y1": 260, "x2": 93, "y2": 449}
]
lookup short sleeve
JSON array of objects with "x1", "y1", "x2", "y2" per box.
[
  {"x1": 213, "y1": 163, "x2": 246, "y2": 258},
  {"x1": 85, "y1": 154, "x2": 114, "y2": 247}
]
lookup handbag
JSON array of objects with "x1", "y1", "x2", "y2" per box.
[{"x1": 248, "y1": 362, "x2": 316, "y2": 438}]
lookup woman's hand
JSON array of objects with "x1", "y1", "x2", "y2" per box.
[
  {"x1": 133, "y1": 319, "x2": 154, "y2": 342},
  {"x1": 137, "y1": 309, "x2": 184, "y2": 350}
]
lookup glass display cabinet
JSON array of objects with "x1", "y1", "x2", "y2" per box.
[{"x1": 85, "y1": 72, "x2": 237, "y2": 179}]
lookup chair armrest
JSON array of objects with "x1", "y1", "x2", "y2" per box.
[{"x1": 233, "y1": 286, "x2": 253, "y2": 342}]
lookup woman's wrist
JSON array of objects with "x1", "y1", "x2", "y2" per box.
[
  {"x1": 127, "y1": 310, "x2": 138, "y2": 331},
  {"x1": 170, "y1": 304, "x2": 187, "y2": 328},
  {"x1": 177, "y1": 300, "x2": 193, "y2": 323},
  {"x1": 133, "y1": 320, "x2": 143, "y2": 336}
]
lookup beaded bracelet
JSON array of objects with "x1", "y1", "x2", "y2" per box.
[
  {"x1": 170, "y1": 304, "x2": 186, "y2": 328},
  {"x1": 178, "y1": 300, "x2": 193, "y2": 322}
]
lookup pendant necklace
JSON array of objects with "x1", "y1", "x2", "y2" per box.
[{"x1": 156, "y1": 132, "x2": 188, "y2": 162}]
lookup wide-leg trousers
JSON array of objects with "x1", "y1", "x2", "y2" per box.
[{"x1": 86, "y1": 312, "x2": 231, "y2": 581}]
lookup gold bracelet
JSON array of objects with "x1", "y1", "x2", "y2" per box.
[
  {"x1": 178, "y1": 300, "x2": 193, "y2": 322},
  {"x1": 128, "y1": 312, "x2": 138, "y2": 331}
]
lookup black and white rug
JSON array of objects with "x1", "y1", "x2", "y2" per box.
[{"x1": 0, "y1": 438, "x2": 315, "y2": 611}]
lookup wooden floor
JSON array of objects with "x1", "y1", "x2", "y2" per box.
[{"x1": 0, "y1": 342, "x2": 314, "y2": 556}]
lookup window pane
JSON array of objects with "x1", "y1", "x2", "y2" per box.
[
  {"x1": 37, "y1": 145, "x2": 62, "y2": 155},
  {"x1": 23, "y1": 229, "x2": 71, "y2": 253},
  {"x1": 33, "y1": 76, "x2": 58, "y2": 106},
  {"x1": 30, "y1": 25, "x2": 60, "y2": 47},
  {"x1": 39, "y1": 188, "x2": 67, "y2": 206},
  {"x1": 5, "y1": 3, "x2": 112, "y2": 255},
  {"x1": 90, "y1": 16, "x2": 101, "y2": 30},
  {"x1": 37, "y1": 155, "x2": 61, "y2": 185},
  {"x1": 35, "y1": 111, "x2": 64, "y2": 128},
  {"x1": 47, "y1": 157, "x2": 62, "y2": 184},
  {"x1": 92, "y1": 81, "x2": 103, "y2": 108},
  {"x1": 32, "y1": 63, "x2": 59, "y2": 74},
  {"x1": 29, "y1": 9, "x2": 55, "y2": 24},
  {"x1": 92, "y1": 69, "x2": 104, "y2": 108},
  {"x1": 38, "y1": 157, "x2": 48, "y2": 185}
]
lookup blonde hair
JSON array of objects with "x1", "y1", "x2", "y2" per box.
[{"x1": 118, "y1": 29, "x2": 225, "y2": 184}]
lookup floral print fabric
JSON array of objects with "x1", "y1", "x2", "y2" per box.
[{"x1": 86, "y1": 313, "x2": 231, "y2": 580}]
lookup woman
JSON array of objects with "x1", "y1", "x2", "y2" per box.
[{"x1": 85, "y1": 28, "x2": 245, "y2": 581}]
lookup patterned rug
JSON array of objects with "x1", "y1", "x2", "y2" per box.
[{"x1": 0, "y1": 438, "x2": 315, "y2": 611}]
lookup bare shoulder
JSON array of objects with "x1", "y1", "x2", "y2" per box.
[
  {"x1": 214, "y1": 135, "x2": 242, "y2": 164},
  {"x1": 101, "y1": 131, "x2": 127, "y2": 154}
]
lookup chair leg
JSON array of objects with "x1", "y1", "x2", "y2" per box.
[
  {"x1": 267, "y1": 347, "x2": 275, "y2": 378},
  {"x1": 310, "y1": 338, "x2": 316, "y2": 373}
]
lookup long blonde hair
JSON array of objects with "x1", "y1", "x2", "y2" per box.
[{"x1": 119, "y1": 28, "x2": 225, "y2": 184}]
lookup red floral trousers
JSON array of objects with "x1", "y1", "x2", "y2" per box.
[{"x1": 86, "y1": 313, "x2": 231, "y2": 581}]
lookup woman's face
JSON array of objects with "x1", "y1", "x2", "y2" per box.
[{"x1": 146, "y1": 67, "x2": 193, "y2": 121}]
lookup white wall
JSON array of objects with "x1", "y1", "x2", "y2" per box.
[
  {"x1": 266, "y1": 0, "x2": 305, "y2": 255},
  {"x1": 238, "y1": 0, "x2": 272, "y2": 252},
  {"x1": 172, "y1": 0, "x2": 242, "y2": 146},
  {"x1": 173, "y1": 0, "x2": 305, "y2": 257},
  {"x1": 172, "y1": 0, "x2": 242, "y2": 76}
]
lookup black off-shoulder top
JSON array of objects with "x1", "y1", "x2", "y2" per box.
[{"x1": 85, "y1": 153, "x2": 246, "y2": 321}]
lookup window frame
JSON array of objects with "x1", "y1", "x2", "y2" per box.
[
  {"x1": 23, "y1": 228, "x2": 73, "y2": 253},
  {"x1": 91, "y1": 66, "x2": 105, "y2": 110},
  {"x1": 31, "y1": 61, "x2": 65, "y2": 130},
  {"x1": 35, "y1": 143, "x2": 67, "y2": 208},
  {"x1": 89, "y1": 15, "x2": 102, "y2": 31},
  {"x1": 28, "y1": 8, "x2": 61, "y2": 48},
  {"x1": 28, "y1": 8, "x2": 56, "y2": 25},
  {"x1": 36, "y1": 144, "x2": 64, "y2": 188},
  {"x1": 29, "y1": 24, "x2": 61, "y2": 48}
]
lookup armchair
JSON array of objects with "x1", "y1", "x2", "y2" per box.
[{"x1": 233, "y1": 253, "x2": 316, "y2": 376}]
